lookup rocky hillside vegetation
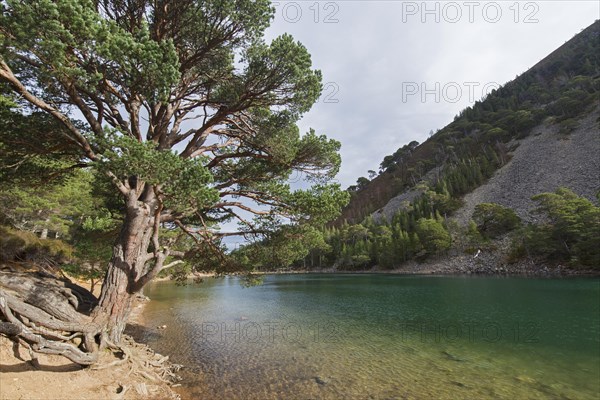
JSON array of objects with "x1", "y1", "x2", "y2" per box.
[
  {"x1": 289, "y1": 20, "x2": 600, "y2": 273},
  {"x1": 454, "y1": 109, "x2": 599, "y2": 225}
]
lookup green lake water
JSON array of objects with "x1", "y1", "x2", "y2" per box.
[{"x1": 132, "y1": 274, "x2": 600, "y2": 399}]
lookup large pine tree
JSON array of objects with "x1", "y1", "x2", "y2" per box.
[{"x1": 0, "y1": 0, "x2": 347, "y2": 363}]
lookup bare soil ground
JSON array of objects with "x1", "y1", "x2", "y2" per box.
[
  {"x1": 0, "y1": 275, "x2": 180, "y2": 400},
  {"x1": 0, "y1": 334, "x2": 178, "y2": 400}
]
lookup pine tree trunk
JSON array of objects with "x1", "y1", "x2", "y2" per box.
[
  {"x1": 92, "y1": 188, "x2": 157, "y2": 343},
  {"x1": 93, "y1": 250, "x2": 135, "y2": 343}
]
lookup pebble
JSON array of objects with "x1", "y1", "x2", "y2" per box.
[{"x1": 314, "y1": 376, "x2": 328, "y2": 385}]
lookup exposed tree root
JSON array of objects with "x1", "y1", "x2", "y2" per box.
[
  {"x1": 107, "y1": 335, "x2": 183, "y2": 384},
  {"x1": 0, "y1": 269, "x2": 102, "y2": 365},
  {"x1": 0, "y1": 269, "x2": 182, "y2": 389},
  {"x1": 0, "y1": 289, "x2": 99, "y2": 365},
  {"x1": 0, "y1": 321, "x2": 21, "y2": 336}
]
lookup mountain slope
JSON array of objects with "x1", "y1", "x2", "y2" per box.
[
  {"x1": 297, "y1": 21, "x2": 600, "y2": 273},
  {"x1": 338, "y1": 20, "x2": 600, "y2": 225},
  {"x1": 454, "y1": 109, "x2": 599, "y2": 225}
]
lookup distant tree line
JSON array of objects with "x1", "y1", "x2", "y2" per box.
[{"x1": 284, "y1": 188, "x2": 598, "y2": 271}]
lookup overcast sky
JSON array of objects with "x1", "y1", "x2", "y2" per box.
[{"x1": 263, "y1": 1, "x2": 599, "y2": 188}]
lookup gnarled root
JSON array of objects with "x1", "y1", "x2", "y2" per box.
[
  {"x1": 93, "y1": 336, "x2": 183, "y2": 385},
  {"x1": 0, "y1": 270, "x2": 101, "y2": 365},
  {"x1": 0, "y1": 270, "x2": 182, "y2": 388}
]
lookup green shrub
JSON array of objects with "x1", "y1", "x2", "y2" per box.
[
  {"x1": 510, "y1": 189, "x2": 600, "y2": 268},
  {"x1": 416, "y1": 218, "x2": 451, "y2": 255},
  {"x1": 0, "y1": 225, "x2": 74, "y2": 262},
  {"x1": 473, "y1": 203, "x2": 521, "y2": 239},
  {"x1": 558, "y1": 118, "x2": 579, "y2": 135},
  {"x1": 532, "y1": 189, "x2": 600, "y2": 267}
]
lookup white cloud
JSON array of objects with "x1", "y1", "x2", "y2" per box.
[{"x1": 264, "y1": 1, "x2": 599, "y2": 188}]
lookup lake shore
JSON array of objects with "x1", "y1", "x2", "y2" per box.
[
  {"x1": 0, "y1": 275, "x2": 181, "y2": 400},
  {"x1": 1, "y1": 260, "x2": 595, "y2": 400},
  {"x1": 245, "y1": 255, "x2": 600, "y2": 278},
  {"x1": 150, "y1": 253, "x2": 599, "y2": 280},
  {"x1": 136, "y1": 272, "x2": 600, "y2": 399},
  {"x1": 0, "y1": 330, "x2": 180, "y2": 400}
]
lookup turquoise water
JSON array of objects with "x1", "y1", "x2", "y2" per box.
[{"x1": 134, "y1": 274, "x2": 600, "y2": 399}]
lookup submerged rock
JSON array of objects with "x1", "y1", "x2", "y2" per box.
[
  {"x1": 515, "y1": 375, "x2": 536, "y2": 384},
  {"x1": 314, "y1": 376, "x2": 328, "y2": 385},
  {"x1": 441, "y1": 350, "x2": 465, "y2": 362}
]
